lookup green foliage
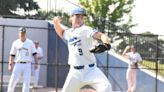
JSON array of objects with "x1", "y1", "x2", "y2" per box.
[
  {"x1": 35, "y1": 10, "x2": 71, "y2": 27},
  {"x1": 16, "y1": 0, "x2": 40, "y2": 12},
  {"x1": 0, "y1": 0, "x2": 17, "y2": 15},
  {"x1": 79, "y1": 0, "x2": 135, "y2": 32},
  {"x1": 116, "y1": 33, "x2": 164, "y2": 65},
  {"x1": 141, "y1": 60, "x2": 164, "y2": 78}
]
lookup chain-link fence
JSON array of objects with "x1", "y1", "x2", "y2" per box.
[
  {"x1": 109, "y1": 32, "x2": 164, "y2": 72},
  {"x1": 1, "y1": 0, "x2": 164, "y2": 92},
  {"x1": 0, "y1": 20, "x2": 49, "y2": 92},
  {"x1": 0, "y1": 21, "x2": 164, "y2": 92},
  {"x1": 108, "y1": 32, "x2": 164, "y2": 92}
]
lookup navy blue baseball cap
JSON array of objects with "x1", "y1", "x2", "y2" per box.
[
  {"x1": 19, "y1": 27, "x2": 26, "y2": 33},
  {"x1": 70, "y1": 7, "x2": 86, "y2": 16}
]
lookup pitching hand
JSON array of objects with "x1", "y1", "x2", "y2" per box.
[{"x1": 53, "y1": 16, "x2": 61, "y2": 26}]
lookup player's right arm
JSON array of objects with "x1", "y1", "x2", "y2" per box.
[
  {"x1": 53, "y1": 17, "x2": 64, "y2": 38},
  {"x1": 8, "y1": 55, "x2": 15, "y2": 72},
  {"x1": 8, "y1": 41, "x2": 16, "y2": 72},
  {"x1": 122, "y1": 45, "x2": 130, "y2": 58}
]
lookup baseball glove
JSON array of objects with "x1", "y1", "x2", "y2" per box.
[{"x1": 89, "y1": 43, "x2": 111, "y2": 53}]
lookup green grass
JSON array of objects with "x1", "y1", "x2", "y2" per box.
[{"x1": 141, "y1": 60, "x2": 164, "y2": 78}]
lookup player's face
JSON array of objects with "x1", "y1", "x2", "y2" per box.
[
  {"x1": 131, "y1": 47, "x2": 136, "y2": 53},
  {"x1": 35, "y1": 43, "x2": 39, "y2": 48},
  {"x1": 19, "y1": 32, "x2": 26, "y2": 41},
  {"x1": 71, "y1": 14, "x2": 84, "y2": 28}
]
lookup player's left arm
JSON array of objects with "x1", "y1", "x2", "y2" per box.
[
  {"x1": 31, "y1": 43, "x2": 39, "y2": 69},
  {"x1": 93, "y1": 32, "x2": 111, "y2": 44},
  {"x1": 137, "y1": 53, "x2": 142, "y2": 62},
  {"x1": 89, "y1": 32, "x2": 111, "y2": 53},
  {"x1": 134, "y1": 53, "x2": 142, "y2": 67},
  {"x1": 38, "y1": 48, "x2": 43, "y2": 60}
]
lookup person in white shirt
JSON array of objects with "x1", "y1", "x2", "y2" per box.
[
  {"x1": 31, "y1": 41, "x2": 43, "y2": 88},
  {"x1": 7, "y1": 27, "x2": 38, "y2": 92},
  {"x1": 53, "y1": 7, "x2": 112, "y2": 92},
  {"x1": 122, "y1": 45, "x2": 142, "y2": 92}
]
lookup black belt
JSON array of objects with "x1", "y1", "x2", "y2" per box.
[
  {"x1": 74, "y1": 64, "x2": 95, "y2": 70},
  {"x1": 18, "y1": 62, "x2": 28, "y2": 64}
]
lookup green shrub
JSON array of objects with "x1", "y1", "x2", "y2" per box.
[{"x1": 141, "y1": 60, "x2": 164, "y2": 78}]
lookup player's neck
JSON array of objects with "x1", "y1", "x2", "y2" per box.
[
  {"x1": 131, "y1": 51, "x2": 136, "y2": 54},
  {"x1": 72, "y1": 23, "x2": 84, "y2": 28},
  {"x1": 20, "y1": 38, "x2": 26, "y2": 42}
]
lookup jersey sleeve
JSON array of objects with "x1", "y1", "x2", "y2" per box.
[
  {"x1": 137, "y1": 53, "x2": 142, "y2": 62},
  {"x1": 31, "y1": 42, "x2": 37, "y2": 54},
  {"x1": 87, "y1": 27, "x2": 98, "y2": 38},
  {"x1": 62, "y1": 30, "x2": 69, "y2": 41},
  {"x1": 10, "y1": 41, "x2": 16, "y2": 55},
  {"x1": 39, "y1": 48, "x2": 44, "y2": 58}
]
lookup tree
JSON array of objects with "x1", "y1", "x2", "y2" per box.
[
  {"x1": 0, "y1": 0, "x2": 40, "y2": 16},
  {"x1": 0, "y1": 0, "x2": 17, "y2": 15},
  {"x1": 35, "y1": 10, "x2": 71, "y2": 27},
  {"x1": 16, "y1": 0, "x2": 40, "y2": 15},
  {"x1": 116, "y1": 31, "x2": 164, "y2": 63},
  {"x1": 79, "y1": 0, "x2": 135, "y2": 33}
]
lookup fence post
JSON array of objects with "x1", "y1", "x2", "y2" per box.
[
  {"x1": 155, "y1": 35, "x2": 159, "y2": 92},
  {"x1": 1, "y1": 25, "x2": 5, "y2": 92},
  {"x1": 55, "y1": 30, "x2": 59, "y2": 92}
]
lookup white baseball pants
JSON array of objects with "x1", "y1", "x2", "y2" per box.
[
  {"x1": 7, "y1": 63, "x2": 31, "y2": 92},
  {"x1": 61, "y1": 66, "x2": 112, "y2": 92},
  {"x1": 31, "y1": 64, "x2": 40, "y2": 86},
  {"x1": 126, "y1": 67, "x2": 137, "y2": 92}
]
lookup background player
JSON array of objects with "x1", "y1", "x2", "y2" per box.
[
  {"x1": 122, "y1": 45, "x2": 142, "y2": 92},
  {"x1": 31, "y1": 41, "x2": 43, "y2": 88},
  {"x1": 53, "y1": 7, "x2": 112, "y2": 92},
  {"x1": 7, "y1": 27, "x2": 38, "y2": 92}
]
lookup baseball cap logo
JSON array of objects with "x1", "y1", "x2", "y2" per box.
[{"x1": 19, "y1": 27, "x2": 26, "y2": 33}]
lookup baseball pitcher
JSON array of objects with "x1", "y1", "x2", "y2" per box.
[{"x1": 53, "y1": 7, "x2": 112, "y2": 92}]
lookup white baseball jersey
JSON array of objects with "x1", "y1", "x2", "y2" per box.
[
  {"x1": 10, "y1": 38, "x2": 37, "y2": 62},
  {"x1": 36, "y1": 47, "x2": 43, "y2": 60},
  {"x1": 31, "y1": 47, "x2": 43, "y2": 86},
  {"x1": 126, "y1": 52, "x2": 142, "y2": 65},
  {"x1": 32, "y1": 47, "x2": 43, "y2": 63},
  {"x1": 63, "y1": 25, "x2": 97, "y2": 66}
]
